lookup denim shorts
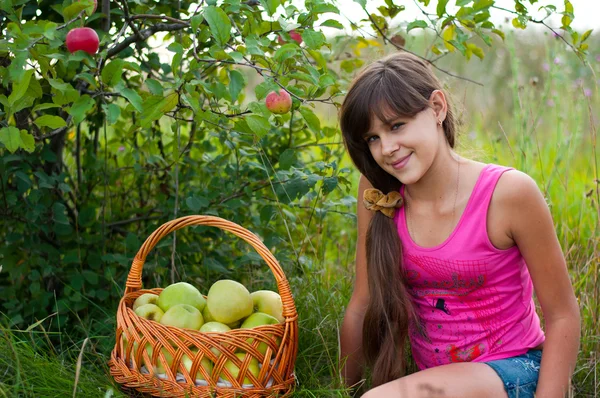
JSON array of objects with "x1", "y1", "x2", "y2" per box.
[{"x1": 483, "y1": 349, "x2": 543, "y2": 398}]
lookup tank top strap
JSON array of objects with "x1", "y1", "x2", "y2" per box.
[
  {"x1": 467, "y1": 164, "x2": 514, "y2": 212},
  {"x1": 458, "y1": 163, "x2": 515, "y2": 240}
]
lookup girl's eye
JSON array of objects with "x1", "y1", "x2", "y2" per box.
[
  {"x1": 391, "y1": 122, "x2": 404, "y2": 130},
  {"x1": 366, "y1": 135, "x2": 378, "y2": 143}
]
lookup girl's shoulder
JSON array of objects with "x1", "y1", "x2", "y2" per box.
[{"x1": 489, "y1": 166, "x2": 545, "y2": 245}]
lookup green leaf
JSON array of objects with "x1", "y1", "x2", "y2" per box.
[
  {"x1": 279, "y1": 148, "x2": 296, "y2": 170},
  {"x1": 161, "y1": 92, "x2": 179, "y2": 113},
  {"x1": 145, "y1": 79, "x2": 164, "y2": 96},
  {"x1": 19, "y1": 130, "x2": 35, "y2": 153},
  {"x1": 8, "y1": 69, "x2": 33, "y2": 106},
  {"x1": 322, "y1": 176, "x2": 338, "y2": 194},
  {"x1": 274, "y1": 43, "x2": 298, "y2": 62},
  {"x1": 353, "y1": 0, "x2": 366, "y2": 8},
  {"x1": 319, "y1": 19, "x2": 344, "y2": 29},
  {"x1": 103, "y1": 103, "x2": 121, "y2": 125},
  {"x1": 580, "y1": 29, "x2": 593, "y2": 43},
  {"x1": 186, "y1": 196, "x2": 210, "y2": 212},
  {"x1": 245, "y1": 35, "x2": 265, "y2": 56},
  {"x1": 246, "y1": 115, "x2": 271, "y2": 138},
  {"x1": 168, "y1": 42, "x2": 184, "y2": 76},
  {"x1": 121, "y1": 88, "x2": 143, "y2": 112},
  {"x1": 437, "y1": 0, "x2": 449, "y2": 17},
  {"x1": 299, "y1": 107, "x2": 321, "y2": 134},
  {"x1": 204, "y1": 6, "x2": 231, "y2": 47},
  {"x1": 228, "y1": 69, "x2": 245, "y2": 103},
  {"x1": 259, "y1": 0, "x2": 280, "y2": 16},
  {"x1": 466, "y1": 43, "x2": 485, "y2": 60},
  {"x1": 0, "y1": 126, "x2": 22, "y2": 153},
  {"x1": 512, "y1": 16, "x2": 527, "y2": 29},
  {"x1": 34, "y1": 115, "x2": 67, "y2": 129},
  {"x1": 492, "y1": 28, "x2": 505, "y2": 40},
  {"x1": 407, "y1": 20, "x2": 428, "y2": 32},
  {"x1": 62, "y1": 2, "x2": 88, "y2": 21},
  {"x1": 456, "y1": 0, "x2": 473, "y2": 6},
  {"x1": 191, "y1": 15, "x2": 204, "y2": 33},
  {"x1": 101, "y1": 59, "x2": 125, "y2": 87},
  {"x1": 69, "y1": 95, "x2": 95, "y2": 125},
  {"x1": 33, "y1": 103, "x2": 62, "y2": 112},
  {"x1": 140, "y1": 94, "x2": 178, "y2": 128},
  {"x1": 473, "y1": 0, "x2": 494, "y2": 10},
  {"x1": 301, "y1": 30, "x2": 325, "y2": 50}
]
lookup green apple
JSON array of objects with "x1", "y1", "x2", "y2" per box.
[
  {"x1": 250, "y1": 290, "x2": 284, "y2": 323},
  {"x1": 207, "y1": 280, "x2": 253, "y2": 325},
  {"x1": 157, "y1": 282, "x2": 206, "y2": 312},
  {"x1": 201, "y1": 305, "x2": 216, "y2": 322},
  {"x1": 182, "y1": 348, "x2": 214, "y2": 380},
  {"x1": 134, "y1": 303, "x2": 165, "y2": 322},
  {"x1": 240, "y1": 312, "x2": 281, "y2": 355},
  {"x1": 203, "y1": 305, "x2": 241, "y2": 329},
  {"x1": 133, "y1": 293, "x2": 160, "y2": 311},
  {"x1": 220, "y1": 352, "x2": 260, "y2": 385},
  {"x1": 159, "y1": 304, "x2": 204, "y2": 330},
  {"x1": 200, "y1": 322, "x2": 231, "y2": 333},
  {"x1": 141, "y1": 344, "x2": 174, "y2": 374},
  {"x1": 200, "y1": 322, "x2": 231, "y2": 358}
]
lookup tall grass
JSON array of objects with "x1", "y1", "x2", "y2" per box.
[{"x1": 2, "y1": 31, "x2": 598, "y2": 397}]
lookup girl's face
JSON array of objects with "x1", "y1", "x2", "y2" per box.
[{"x1": 364, "y1": 104, "x2": 444, "y2": 185}]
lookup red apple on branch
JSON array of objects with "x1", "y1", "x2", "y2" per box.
[
  {"x1": 265, "y1": 89, "x2": 292, "y2": 114},
  {"x1": 277, "y1": 30, "x2": 302, "y2": 45},
  {"x1": 66, "y1": 27, "x2": 99, "y2": 55}
]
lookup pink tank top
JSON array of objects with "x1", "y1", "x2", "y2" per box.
[{"x1": 394, "y1": 163, "x2": 545, "y2": 370}]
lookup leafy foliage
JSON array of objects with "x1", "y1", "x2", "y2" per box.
[{"x1": 0, "y1": 0, "x2": 586, "y2": 348}]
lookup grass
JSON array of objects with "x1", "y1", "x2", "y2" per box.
[{"x1": 2, "y1": 31, "x2": 599, "y2": 397}]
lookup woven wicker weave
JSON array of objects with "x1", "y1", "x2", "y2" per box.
[{"x1": 108, "y1": 215, "x2": 299, "y2": 397}]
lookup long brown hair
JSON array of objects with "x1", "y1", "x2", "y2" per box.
[{"x1": 339, "y1": 51, "x2": 459, "y2": 387}]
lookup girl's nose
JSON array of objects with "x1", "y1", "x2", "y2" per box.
[{"x1": 381, "y1": 136, "x2": 399, "y2": 157}]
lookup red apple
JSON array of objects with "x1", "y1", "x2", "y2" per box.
[
  {"x1": 66, "y1": 27, "x2": 99, "y2": 55},
  {"x1": 265, "y1": 89, "x2": 292, "y2": 114},
  {"x1": 278, "y1": 29, "x2": 302, "y2": 45},
  {"x1": 289, "y1": 30, "x2": 302, "y2": 45}
]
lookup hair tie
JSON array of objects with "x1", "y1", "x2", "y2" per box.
[{"x1": 363, "y1": 188, "x2": 404, "y2": 218}]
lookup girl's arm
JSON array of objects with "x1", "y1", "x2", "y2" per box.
[
  {"x1": 498, "y1": 170, "x2": 581, "y2": 398},
  {"x1": 340, "y1": 174, "x2": 374, "y2": 387}
]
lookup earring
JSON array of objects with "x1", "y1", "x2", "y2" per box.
[{"x1": 437, "y1": 120, "x2": 442, "y2": 126}]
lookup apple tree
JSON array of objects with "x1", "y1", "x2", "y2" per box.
[{"x1": 0, "y1": 0, "x2": 585, "y2": 336}]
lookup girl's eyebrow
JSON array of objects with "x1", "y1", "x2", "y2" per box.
[{"x1": 364, "y1": 115, "x2": 403, "y2": 137}]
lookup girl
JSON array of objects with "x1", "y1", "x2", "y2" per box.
[{"x1": 338, "y1": 51, "x2": 581, "y2": 398}]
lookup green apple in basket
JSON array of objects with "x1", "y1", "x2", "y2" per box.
[
  {"x1": 240, "y1": 312, "x2": 281, "y2": 355},
  {"x1": 182, "y1": 348, "x2": 214, "y2": 380},
  {"x1": 220, "y1": 352, "x2": 260, "y2": 385},
  {"x1": 250, "y1": 290, "x2": 284, "y2": 323},
  {"x1": 132, "y1": 293, "x2": 160, "y2": 311},
  {"x1": 157, "y1": 282, "x2": 206, "y2": 312},
  {"x1": 134, "y1": 304, "x2": 164, "y2": 322},
  {"x1": 206, "y1": 280, "x2": 253, "y2": 325},
  {"x1": 127, "y1": 338, "x2": 174, "y2": 374},
  {"x1": 160, "y1": 304, "x2": 204, "y2": 330},
  {"x1": 203, "y1": 305, "x2": 243, "y2": 329},
  {"x1": 200, "y1": 321, "x2": 232, "y2": 358}
]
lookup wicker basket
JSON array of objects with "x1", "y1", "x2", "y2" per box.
[{"x1": 108, "y1": 215, "x2": 299, "y2": 397}]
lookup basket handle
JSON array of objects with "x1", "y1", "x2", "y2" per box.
[{"x1": 124, "y1": 215, "x2": 297, "y2": 320}]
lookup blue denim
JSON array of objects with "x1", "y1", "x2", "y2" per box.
[{"x1": 484, "y1": 349, "x2": 543, "y2": 398}]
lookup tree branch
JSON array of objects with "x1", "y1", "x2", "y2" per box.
[{"x1": 106, "y1": 22, "x2": 188, "y2": 58}]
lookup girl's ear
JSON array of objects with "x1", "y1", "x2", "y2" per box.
[{"x1": 429, "y1": 89, "x2": 448, "y2": 123}]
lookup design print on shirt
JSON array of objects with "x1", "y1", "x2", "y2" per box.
[
  {"x1": 447, "y1": 343, "x2": 485, "y2": 363},
  {"x1": 433, "y1": 298, "x2": 451, "y2": 315},
  {"x1": 404, "y1": 254, "x2": 510, "y2": 359}
]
